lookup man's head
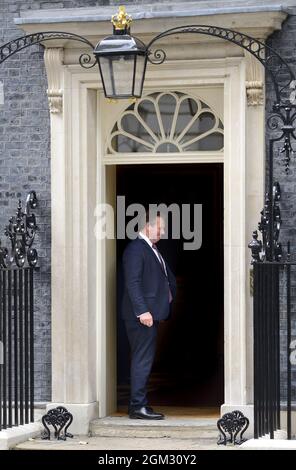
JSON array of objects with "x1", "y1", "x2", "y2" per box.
[{"x1": 139, "y1": 210, "x2": 166, "y2": 244}]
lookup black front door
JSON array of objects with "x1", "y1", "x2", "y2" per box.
[{"x1": 116, "y1": 163, "x2": 224, "y2": 409}]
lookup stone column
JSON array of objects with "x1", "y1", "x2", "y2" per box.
[{"x1": 44, "y1": 52, "x2": 99, "y2": 433}]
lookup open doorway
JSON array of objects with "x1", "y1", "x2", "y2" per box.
[{"x1": 116, "y1": 163, "x2": 224, "y2": 410}]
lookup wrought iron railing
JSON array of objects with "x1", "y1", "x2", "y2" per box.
[
  {"x1": 0, "y1": 192, "x2": 38, "y2": 430},
  {"x1": 249, "y1": 175, "x2": 296, "y2": 440},
  {"x1": 253, "y1": 256, "x2": 296, "y2": 440}
]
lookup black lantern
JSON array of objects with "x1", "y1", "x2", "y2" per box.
[{"x1": 94, "y1": 6, "x2": 148, "y2": 99}]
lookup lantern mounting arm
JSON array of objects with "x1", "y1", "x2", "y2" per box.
[
  {"x1": 146, "y1": 25, "x2": 296, "y2": 105},
  {"x1": 1, "y1": 26, "x2": 294, "y2": 103},
  {"x1": 0, "y1": 31, "x2": 96, "y2": 67}
]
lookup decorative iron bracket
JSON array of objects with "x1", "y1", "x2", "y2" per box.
[
  {"x1": 249, "y1": 182, "x2": 282, "y2": 263},
  {"x1": 0, "y1": 31, "x2": 95, "y2": 68},
  {"x1": 41, "y1": 406, "x2": 74, "y2": 441},
  {"x1": 267, "y1": 104, "x2": 296, "y2": 174},
  {"x1": 146, "y1": 25, "x2": 295, "y2": 105},
  {"x1": 0, "y1": 26, "x2": 294, "y2": 105},
  {"x1": 217, "y1": 410, "x2": 249, "y2": 445},
  {"x1": 0, "y1": 191, "x2": 38, "y2": 268}
]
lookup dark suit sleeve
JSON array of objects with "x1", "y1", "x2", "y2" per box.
[
  {"x1": 123, "y1": 244, "x2": 149, "y2": 317},
  {"x1": 167, "y1": 264, "x2": 177, "y2": 300}
]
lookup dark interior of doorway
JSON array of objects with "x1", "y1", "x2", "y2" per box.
[{"x1": 116, "y1": 163, "x2": 224, "y2": 408}]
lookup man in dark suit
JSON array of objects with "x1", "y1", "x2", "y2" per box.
[{"x1": 122, "y1": 211, "x2": 177, "y2": 420}]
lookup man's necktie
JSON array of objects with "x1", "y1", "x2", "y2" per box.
[{"x1": 152, "y1": 243, "x2": 173, "y2": 303}]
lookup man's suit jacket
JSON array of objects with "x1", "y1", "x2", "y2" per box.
[{"x1": 122, "y1": 237, "x2": 177, "y2": 322}]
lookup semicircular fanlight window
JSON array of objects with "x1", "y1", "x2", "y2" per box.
[{"x1": 107, "y1": 91, "x2": 224, "y2": 154}]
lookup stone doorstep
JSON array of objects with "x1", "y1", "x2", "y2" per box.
[
  {"x1": 89, "y1": 416, "x2": 219, "y2": 439},
  {"x1": 92, "y1": 416, "x2": 218, "y2": 427},
  {"x1": 13, "y1": 416, "x2": 222, "y2": 450},
  {"x1": 14, "y1": 417, "x2": 221, "y2": 451}
]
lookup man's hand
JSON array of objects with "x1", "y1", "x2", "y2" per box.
[{"x1": 138, "y1": 312, "x2": 153, "y2": 327}]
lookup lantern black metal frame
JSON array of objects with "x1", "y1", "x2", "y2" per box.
[{"x1": 93, "y1": 28, "x2": 148, "y2": 99}]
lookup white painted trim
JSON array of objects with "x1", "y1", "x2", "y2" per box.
[{"x1": 103, "y1": 153, "x2": 223, "y2": 165}]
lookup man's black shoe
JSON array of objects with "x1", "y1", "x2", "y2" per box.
[{"x1": 129, "y1": 406, "x2": 164, "y2": 420}]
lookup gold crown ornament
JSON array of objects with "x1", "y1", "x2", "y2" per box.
[{"x1": 111, "y1": 6, "x2": 132, "y2": 32}]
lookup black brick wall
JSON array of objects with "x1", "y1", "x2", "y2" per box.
[
  {"x1": 266, "y1": 12, "x2": 296, "y2": 250},
  {"x1": 266, "y1": 11, "x2": 296, "y2": 402}
]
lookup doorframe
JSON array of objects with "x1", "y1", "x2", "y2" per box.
[{"x1": 95, "y1": 56, "x2": 261, "y2": 418}]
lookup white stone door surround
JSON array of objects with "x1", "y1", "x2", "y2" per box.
[{"x1": 43, "y1": 53, "x2": 264, "y2": 435}]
